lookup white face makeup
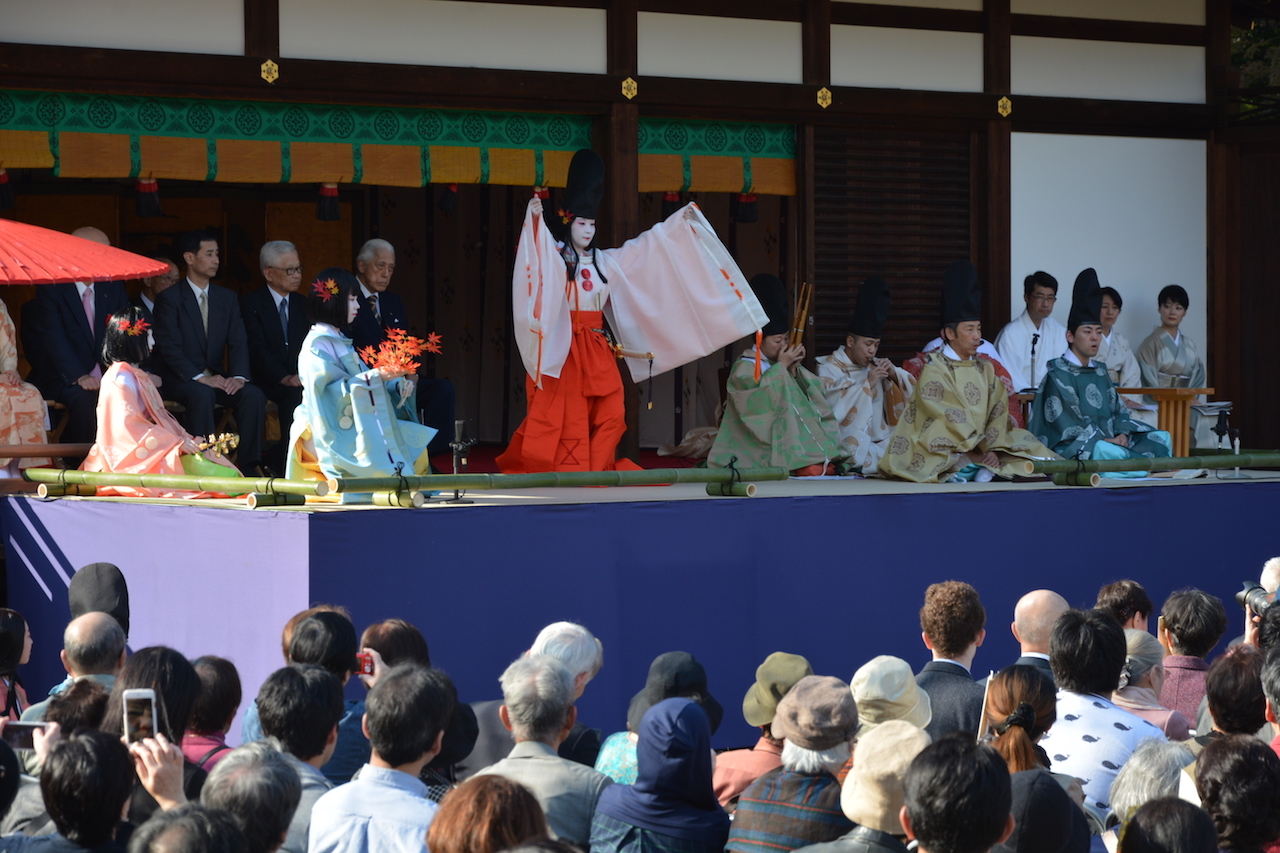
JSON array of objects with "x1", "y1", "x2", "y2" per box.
[{"x1": 570, "y1": 218, "x2": 596, "y2": 252}]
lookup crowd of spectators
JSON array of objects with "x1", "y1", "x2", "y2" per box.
[{"x1": 0, "y1": 557, "x2": 1276, "y2": 853}]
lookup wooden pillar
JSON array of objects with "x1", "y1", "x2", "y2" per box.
[
  {"x1": 983, "y1": 0, "x2": 1012, "y2": 333},
  {"x1": 244, "y1": 0, "x2": 280, "y2": 58},
  {"x1": 605, "y1": 0, "x2": 641, "y2": 462},
  {"x1": 799, "y1": 0, "x2": 829, "y2": 358}
]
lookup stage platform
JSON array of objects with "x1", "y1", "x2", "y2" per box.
[{"x1": 4, "y1": 471, "x2": 1278, "y2": 750}]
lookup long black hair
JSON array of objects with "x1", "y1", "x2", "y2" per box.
[
  {"x1": 0, "y1": 609, "x2": 26, "y2": 717},
  {"x1": 306, "y1": 267, "x2": 360, "y2": 328},
  {"x1": 101, "y1": 306, "x2": 152, "y2": 367},
  {"x1": 554, "y1": 214, "x2": 608, "y2": 290}
]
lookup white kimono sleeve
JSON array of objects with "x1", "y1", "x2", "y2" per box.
[{"x1": 511, "y1": 198, "x2": 572, "y2": 386}]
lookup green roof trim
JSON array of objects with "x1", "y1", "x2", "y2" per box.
[{"x1": 638, "y1": 117, "x2": 794, "y2": 159}]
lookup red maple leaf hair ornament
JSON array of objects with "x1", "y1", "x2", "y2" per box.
[
  {"x1": 115, "y1": 317, "x2": 151, "y2": 337},
  {"x1": 312, "y1": 277, "x2": 339, "y2": 301}
]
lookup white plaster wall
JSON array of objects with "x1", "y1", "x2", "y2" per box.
[
  {"x1": 281, "y1": 0, "x2": 607, "y2": 73},
  {"x1": 1011, "y1": 0, "x2": 1204, "y2": 26},
  {"x1": 834, "y1": 0, "x2": 982, "y2": 9},
  {"x1": 1012, "y1": 37, "x2": 1205, "y2": 104},
  {"x1": 638, "y1": 13, "x2": 803, "y2": 84},
  {"x1": 1010, "y1": 133, "x2": 1207, "y2": 365},
  {"x1": 831, "y1": 26, "x2": 983, "y2": 92},
  {"x1": 1, "y1": 0, "x2": 243, "y2": 54}
]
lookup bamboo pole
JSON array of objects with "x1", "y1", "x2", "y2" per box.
[
  {"x1": 705, "y1": 482, "x2": 756, "y2": 497},
  {"x1": 246, "y1": 492, "x2": 307, "y2": 509},
  {"x1": 37, "y1": 483, "x2": 98, "y2": 497},
  {"x1": 1030, "y1": 453, "x2": 1280, "y2": 476},
  {"x1": 22, "y1": 468, "x2": 329, "y2": 497},
  {"x1": 326, "y1": 467, "x2": 790, "y2": 494},
  {"x1": 372, "y1": 491, "x2": 426, "y2": 508},
  {"x1": 1051, "y1": 472, "x2": 1101, "y2": 487}
]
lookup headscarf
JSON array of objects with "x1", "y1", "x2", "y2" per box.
[{"x1": 595, "y1": 698, "x2": 730, "y2": 847}]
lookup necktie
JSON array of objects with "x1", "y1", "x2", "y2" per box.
[
  {"x1": 279, "y1": 297, "x2": 289, "y2": 344},
  {"x1": 370, "y1": 294, "x2": 380, "y2": 322},
  {"x1": 199, "y1": 290, "x2": 209, "y2": 334},
  {"x1": 82, "y1": 285, "x2": 101, "y2": 378}
]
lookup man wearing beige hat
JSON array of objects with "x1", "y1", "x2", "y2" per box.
[
  {"x1": 728, "y1": 675, "x2": 860, "y2": 853},
  {"x1": 792, "y1": 720, "x2": 932, "y2": 853},
  {"x1": 852, "y1": 656, "x2": 932, "y2": 735},
  {"x1": 715, "y1": 652, "x2": 814, "y2": 809}
]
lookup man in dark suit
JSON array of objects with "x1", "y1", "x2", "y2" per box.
[
  {"x1": 352, "y1": 238, "x2": 455, "y2": 457},
  {"x1": 241, "y1": 240, "x2": 308, "y2": 474},
  {"x1": 130, "y1": 257, "x2": 179, "y2": 323},
  {"x1": 915, "y1": 581, "x2": 988, "y2": 741},
  {"x1": 152, "y1": 229, "x2": 266, "y2": 475},
  {"x1": 1006, "y1": 589, "x2": 1069, "y2": 688},
  {"x1": 29, "y1": 226, "x2": 130, "y2": 450}
]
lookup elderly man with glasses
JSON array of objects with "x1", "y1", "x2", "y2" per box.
[
  {"x1": 241, "y1": 240, "x2": 308, "y2": 474},
  {"x1": 994, "y1": 270, "x2": 1066, "y2": 392}
]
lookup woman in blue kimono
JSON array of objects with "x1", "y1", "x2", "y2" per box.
[{"x1": 287, "y1": 267, "x2": 435, "y2": 496}]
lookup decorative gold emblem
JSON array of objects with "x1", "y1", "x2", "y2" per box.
[
  {"x1": 997, "y1": 96, "x2": 1012, "y2": 117},
  {"x1": 817, "y1": 87, "x2": 833, "y2": 109},
  {"x1": 261, "y1": 59, "x2": 280, "y2": 84},
  {"x1": 621, "y1": 77, "x2": 638, "y2": 100}
]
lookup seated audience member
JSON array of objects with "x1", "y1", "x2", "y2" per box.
[
  {"x1": 1028, "y1": 270, "x2": 1172, "y2": 471},
  {"x1": 1095, "y1": 580, "x2": 1153, "y2": 631},
  {"x1": 200, "y1": 741, "x2": 302, "y2": 853},
  {"x1": 1190, "y1": 645, "x2": 1266, "y2": 757},
  {"x1": 0, "y1": 290, "x2": 49, "y2": 474},
  {"x1": 915, "y1": 581, "x2": 987, "y2": 740},
  {"x1": 10, "y1": 730, "x2": 134, "y2": 853},
  {"x1": 131, "y1": 258, "x2": 179, "y2": 323},
  {"x1": 426, "y1": 774, "x2": 549, "y2": 853},
  {"x1": 880, "y1": 262, "x2": 1056, "y2": 483},
  {"x1": 792, "y1": 720, "x2": 931, "y2": 853},
  {"x1": 1112, "y1": 630, "x2": 1191, "y2": 741},
  {"x1": 0, "y1": 609, "x2": 33, "y2": 720},
  {"x1": 1258, "y1": 647, "x2": 1280, "y2": 758},
  {"x1": 1136, "y1": 285, "x2": 1211, "y2": 447},
  {"x1": 287, "y1": 612, "x2": 367, "y2": 784},
  {"x1": 1002, "y1": 590, "x2": 1070, "y2": 688},
  {"x1": 728, "y1": 676, "x2": 859, "y2": 853},
  {"x1": 708, "y1": 273, "x2": 846, "y2": 476},
  {"x1": 596, "y1": 651, "x2": 722, "y2": 785},
  {"x1": 240, "y1": 241, "x2": 308, "y2": 474},
  {"x1": 995, "y1": 270, "x2": 1066, "y2": 393},
  {"x1": 181, "y1": 656, "x2": 242, "y2": 772},
  {"x1": 900, "y1": 733, "x2": 1014, "y2": 853},
  {"x1": 360, "y1": 619, "x2": 478, "y2": 800},
  {"x1": 1194, "y1": 735, "x2": 1280, "y2": 853},
  {"x1": 1096, "y1": 286, "x2": 1148, "y2": 418},
  {"x1": 100, "y1": 646, "x2": 206, "y2": 824},
  {"x1": 308, "y1": 665, "x2": 456, "y2": 853},
  {"x1": 1103, "y1": 739, "x2": 1193, "y2": 845},
  {"x1": 28, "y1": 226, "x2": 129, "y2": 450},
  {"x1": 256, "y1": 664, "x2": 344, "y2": 853},
  {"x1": 127, "y1": 803, "x2": 246, "y2": 853},
  {"x1": 993, "y1": 770, "x2": 1089, "y2": 853},
  {"x1": 23, "y1": 612, "x2": 125, "y2": 723},
  {"x1": 1040, "y1": 609, "x2": 1167, "y2": 815},
  {"x1": 817, "y1": 277, "x2": 914, "y2": 472},
  {"x1": 714, "y1": 652, "x2": 813, "y2": 808},
  {"x1": 242, "y1": 604, "x2": 350, "y2": 742},
  {"x1": 462, "y1": 621, "x2": 603, "y2": 780},
  {"x1": 592, "y1": 697, "x2": 730, "y2": 853},
  {"x1": 475, "y1": 655, "x2": 612, "y2": 848},
  {"x1": 1117, "y1": 798, "x2": 1217, "y2": 853},
  {"x1": 853, "y1": 656, "x2": 932, "y2": 735},
  {"x1": 153, "y1": 229, "x2": 267, "y2": 475},
  {"x1": 983, "y1": 665, "x2": 1057, "y2": 774},
  {"x1": 1156, "y1": 588, "x2": 1227, "y2": 724}
]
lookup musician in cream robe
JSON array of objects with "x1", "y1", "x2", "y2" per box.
[
  {"x1": 817, "y1": 278, "x2": 914, "y2": 472},
  {"x1": 994, "y1": 271, "x2": 1067, "y2": 393},
  {"x1": 1137, "y1": 284, "x2": 1211, "y2": 448}
]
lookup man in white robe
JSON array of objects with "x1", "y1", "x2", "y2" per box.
[
  {"x1": 995, "y1": 271, "x2": 1067, "y2": 392},
  {"x1": 817, "y1": 278, "x2": 914, "y2": 472}
]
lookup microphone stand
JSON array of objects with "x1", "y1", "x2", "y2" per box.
[{"x1": 426, "y1": 419, "x2": 476, "y2": 503}]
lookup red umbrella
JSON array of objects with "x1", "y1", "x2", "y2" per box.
[{"x1": 0, "y1": 218, "x2": 172, "y2": 285}]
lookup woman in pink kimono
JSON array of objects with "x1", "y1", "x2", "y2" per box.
[
  {"x1": 0, "y1": 300, "x2": 49, "y2": 472},
  {"x1": 81, "y1": 306, "x2": 241, "y2": 497}
]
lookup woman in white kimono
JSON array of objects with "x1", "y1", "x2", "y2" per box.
[
  {"x1": 287, "y1": 268, "x2": 436, "y2": 496},
  {"x1": 1097, "y1": 286, "x2": 1155, "y2": 426},
  {"x1": 1137, "y1": 284, "x2": 1209, "y2": 447}
]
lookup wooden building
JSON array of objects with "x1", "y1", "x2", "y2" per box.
[{"x1": 1, "y1": 0, "x2": 1275, "y2": 449}]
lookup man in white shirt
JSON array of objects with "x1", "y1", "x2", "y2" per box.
[
  {"x1": 309, "y1": 664, "x2": 455, "y2": 853},
  {"x1": 994, "y1": 271, "x2": 1067, "y2": 392}
]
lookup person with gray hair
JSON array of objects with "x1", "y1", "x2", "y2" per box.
[
  {"x1": 1102, "y1": 739, "x2": 1194, "y2": 850},
  {"x1": 349, "y1": 237, "x2": 455, "y2": 457},
  {"x1": 201, "y1": 739, "x2": 302, "y2": 853},
  {"x1": 240, "y1": 239, "x2": 308, "y2": 474},
  {"x1": 1112, "y1": 630, "x2": 1191, "y2": 740},
  {"x1": 21, "y1": 612, "x2": 125, "y2": 724},
  {"x1": 460, "y1": 621, "x2": 605, "y2": 778},
  {"x1": 474, "y1": 655, "x2": 611, "y2": 848}
]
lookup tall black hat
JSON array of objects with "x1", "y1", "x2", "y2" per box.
[
  {"x1": 1067, "y1": 268, "x2": 1104, "y2": 331},
  {"x1": 848, "y1": 277, "x2": 890, "y2": 338},
  {"x1": 941, "y1": 261, "x2": 981, "y2": 326},
  {"x1": 559, "y1": 149, "x2": 605, "y2": 225},
  {"x1": 750, "y1": 273, "x2": 789, "y2": 337}
]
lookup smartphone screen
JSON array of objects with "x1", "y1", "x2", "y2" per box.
[
  {"x1": 1, "y1": 722, "x2": 45, "y2": 750},
  {"x1": 125, "y1": 695, "x2": 156, "y2": 743}
]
